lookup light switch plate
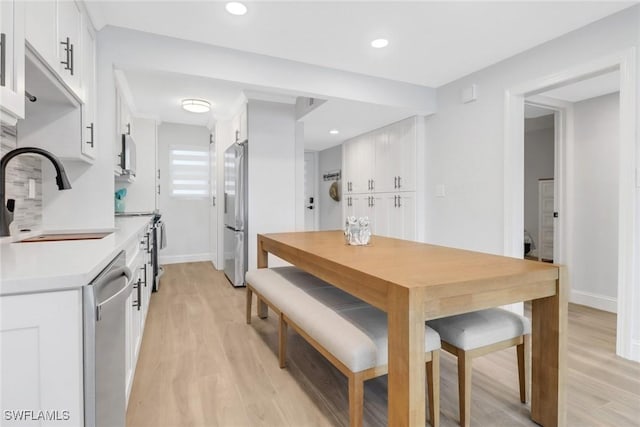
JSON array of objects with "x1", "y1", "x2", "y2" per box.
[{"x1": 436, "y1": 184, "x2": 446, "y2": 198}]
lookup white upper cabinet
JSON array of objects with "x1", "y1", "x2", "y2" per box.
[
  {"x1": 343, "y1": 134, "x2": 375, "y2": 194},
  {"x1": 56, "y1": 0, "x2": 82, "y2": 96},
  {"x1": 24, "y1": 1, "x2": 57, "y2": 67},
  {"x1": 0, "y1": 0, "x2": 25, "y2": 125},
  {"x1": 24, "y1": 0, "x2": 84, "y2": 100},
  {"x1": 81, "y1": 17, "x2": 96, "y2": 159},
  {"x1": 342, "y1": 117, "x2": 419, "y2": 241},
  {"x1": 344, "y1": 117, "x2": 416, "y2": 195},
  {"x1": 376, "y1": 117, "x2": 416, "y2": 192}
]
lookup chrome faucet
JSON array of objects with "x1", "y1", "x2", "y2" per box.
[{"x1": 0, "y1": 147, "x2": 72, "y2": 237}]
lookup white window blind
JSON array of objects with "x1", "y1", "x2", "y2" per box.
[{"x1": 169, "y1": 145, "x2": 209, "y2": 198}]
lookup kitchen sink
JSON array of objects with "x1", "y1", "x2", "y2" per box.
[{"x1": 18, "y1": 232, "x2": 113, "y2": 243}]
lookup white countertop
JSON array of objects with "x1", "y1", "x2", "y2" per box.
[{"x1": 0, "y1": 216, "x2": 153, "y2": 296}]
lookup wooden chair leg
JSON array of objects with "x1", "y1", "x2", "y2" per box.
[
  {"x1": 348, "y1": 372, "x2": 365, "y2": 427},
  {"x1": 517, "y1": 334, "x2": 530, "y2": 403},
  {"x1": 279, "y1": 313, "x2": 287, "y2": 369},
  {"x1": 257, "y1": 297, "x2": 268, "y2": 319},
  {"x1": 458, "y1": 351, "x2": 472, "y2": 427},
  {"x1": 245, "y1": 287, "x2": 253, "y2": 324},
  {"x1": 427, "y1": 350, "x2": 440, "y2": 427}
]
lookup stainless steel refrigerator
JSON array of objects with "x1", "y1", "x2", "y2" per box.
[{"x1": 223, "y1": 141, "x2": 248, "y2": 287}]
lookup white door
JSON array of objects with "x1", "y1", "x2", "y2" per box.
[
  {"x1": 538, "y1": 179, "x2": 554, "y2": 261},
  {"x1": 209, "y1": 135, "x2": 218, "y2": 267},
  {"x1": 304, "y1": 151, "x2": 317, "y2": 231}
]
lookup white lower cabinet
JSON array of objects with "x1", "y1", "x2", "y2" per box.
[
  {"x1": 124, "y1": 221, "x2": 153, "y2": 404},
  {"x1": 374, "y1": 192, "x2": 416, "y2": 240},
  {"x1": 0, "y1": 289, "x2": 83, "y2": 426}
]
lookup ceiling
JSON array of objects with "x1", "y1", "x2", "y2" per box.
[
  {"x1": 524, "y1": 105, "x2": 553, "y2": 119},
  {"x1": 89, "y1": 1, "x2": 632, "y2": 151},
  {"x1": 86, "y1": 1, "x2": 633, "y2": 87},
  {"x1": 542, "y1": 70, "x2": 620, "y2": 102}
]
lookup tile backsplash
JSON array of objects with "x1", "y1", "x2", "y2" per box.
[{"x1": 1, "y1": 125, "x2": 43, "y2": 231}]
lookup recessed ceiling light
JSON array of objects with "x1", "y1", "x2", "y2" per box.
[
  {"x1": 371, "y1": 38, "x2": 389, "y2": 49},
  {"x1": 181, "y1": 99, "x2": 211, "y2": 113},
  {"x1": 226, "y1": 2, "x2": 247, "y2": 16},
  {"x1": 329, "y1": 129, "x2": 339, "y2": 135}
]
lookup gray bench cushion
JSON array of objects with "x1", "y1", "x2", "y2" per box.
[
  {"x1": 427, "y1": 308, "x2": 531, "y2": 351},
  {"x1": 246, "y1": 267, "x2": 441, "y2": 372}
]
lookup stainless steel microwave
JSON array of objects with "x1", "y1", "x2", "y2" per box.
[{"x1": 120, "y1": 134, "x2": 137, "y2": 176}]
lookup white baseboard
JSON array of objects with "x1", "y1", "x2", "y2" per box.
[
  {"x1": 630, "y1": 340, "x2": 640, "y2": 362},
  {"x1": 159, "y1": 253, "x2": 211, "y2": 265},
  {"x1": 570, "y1": 289, "x2": 617, "y2": 313}
]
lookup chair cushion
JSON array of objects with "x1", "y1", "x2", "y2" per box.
[
  {"x1": 338, "y1": 305, "x2": 442, "y2": 367},
  {"x1": 427, "y1": 308, "x2": 531, "y2": 351},
  {"x1": 246, "y1": 267, "x2": 441, "y2": 372}
]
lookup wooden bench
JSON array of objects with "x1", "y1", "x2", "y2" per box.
[{"x1": 246, "y1": 267, "x2": 441, "y2": 427}]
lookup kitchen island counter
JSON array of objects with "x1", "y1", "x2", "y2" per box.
[{"x1": 0, "y1": 216, "x2": 152, "y2": 295}]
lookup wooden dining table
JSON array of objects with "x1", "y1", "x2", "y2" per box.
[{"x1": 256, "y1": 231, "x2": 566, "y2": 427}]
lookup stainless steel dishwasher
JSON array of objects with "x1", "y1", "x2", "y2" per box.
[{"x1": 83, "y1": 251, "x2": 132, "y2": 427}]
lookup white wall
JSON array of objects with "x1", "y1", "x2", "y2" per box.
[
  {"x1": 424, "y1": 6, "x2": 639, "y2": 255},
  {"x1": 247, "y1": 100, "x2": 297, "y2": 270},
  {"x1": 571, "y1": 93, "x2": 619, "y2": 311},
  {"x1": 318, "y1": 145, "x2": 343, "y2": 230},
  {"x1": 524, "y1": 120, "x2": 554, "y2": 249},
  {"x1": 118, "y1": 117, "x2": 157, "y2": 213},
  {"x1": 157, "y1": 122, "x2": 210, "y2": 264},
  {"x1": 424, "y1": 5, "x2": 639, "y2": 358}
]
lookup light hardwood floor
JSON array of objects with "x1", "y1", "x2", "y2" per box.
[{"x1": 126, "y1": 263, "x2": 640, "y2": 427}]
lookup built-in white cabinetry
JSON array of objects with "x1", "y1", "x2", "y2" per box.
[
  {"x1": 56, "y1": 0, "x2": 82, "y2": 95},
  {"x1": 342, "y1": 117, "x2": 419, "y2": 241},
  {"x1": 0, "y1": 289, "x2": 83, "y2": 426},
  {"x1": 24, "y1": 0, "x2": 84, "y2": 100},
  {"x1": 374, "y1": 192, "x2": 416, "y2": 240},
  {"x1": 24, "y1": 1, "x2": 57, "y2": 67},
  {"x1": 19, "y1": 0, "x2": 97, "y2": 163},
  {"x1": 343, "y1": 133, "x2": 375, "y2": 194},
  {"x1": 81, "y1": 18, "x2": 96, "y2": 159},
  {"x1": 124, "y1": 221, "x2": 154, "y2": 404},
  {"x1": 0, "y1": 0, "x2": 25, "y2": 126},
  {"x1": 231, "y1": 103, "x2": 248, "y2": 142},
  {"x1": 374, "y1": 118, "x2": 416, "y2": 193}
]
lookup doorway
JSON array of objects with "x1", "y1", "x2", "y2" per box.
[
  {"x1": 523, "y1": 104, "x2": 556, "y2": 262},
  {"x1": 504, "y1": 50, "x2": 636, "y2": 360},
  {"x1": 304, "y1": 151, "x2": 318, "y2": 231}
]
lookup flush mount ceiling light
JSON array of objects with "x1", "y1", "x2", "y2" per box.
[
  {"x1": 181, "y1": 99, "x2": 211, "y2": 113},
  {"x1": 329, "y1": 129, "x2": 340, "y2": 135},
  {"x1": 226, "y1": 2, "x2": 247, "y2": 16},
  {"x1": 371, "y1": 38, "x2": 389, "y2": 49}
]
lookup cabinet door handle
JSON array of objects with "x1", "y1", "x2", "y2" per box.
[
  {"x1": 394, "y1": 195, "x2": 397, "y2": 208},
  {"x1": 0, "y1": 33, "x2": 6, "y2": 87},
  {"x1": 397, "y1": 195, "x2": 402, "y2": 208},
  {"x1": 86, "y1": 123, "x2": 94, "y2": 147},
  {"x1": 133, "y1": 279, "x2": 142, "y2": 310},
  {"x1": 60, "y1": 37, "x2": 72, "y2": 72},
  {"x1": 398, "y1": 176, "x2": 401, "y2": 188},
  {"x1": 371, "y1": 196, "x2": 375, "y2": 207},
  {"x1": 371, "y1": 179, "x2": 374, "y2": 191},
  {"x1": 141, "y1": 264, "x2": 147, "y2": 287},
  {"x1": 126, "y1": 123, "x2": 131, "y2": 135},
  {"x1": 394, "y1": 176, "x2": 397, "y2": 189},
  {"x1": 69, "y1": 42, "x2": 74, "y2": 75}
]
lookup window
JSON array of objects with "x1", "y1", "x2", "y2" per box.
[{"x1": 169, "y1": 145, "x2": 209, "y2": 198}]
